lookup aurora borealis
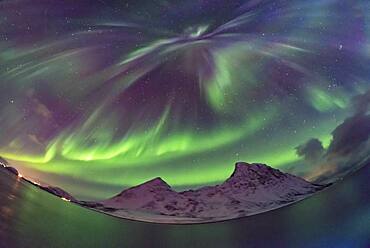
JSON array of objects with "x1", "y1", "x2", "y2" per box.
[{"x1": 1, "y1": 0, "x2": 370, "y2": 199}]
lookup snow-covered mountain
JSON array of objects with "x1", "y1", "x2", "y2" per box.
[{"x1": 82, "y1": 162, "x2": 326, "y2": 223}]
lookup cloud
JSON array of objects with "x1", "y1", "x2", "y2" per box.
[
  {"x1": 327, "y1": 114, "x2": 370, "y2": 156},
  {"x1": 352, "y1": 90, "x2": 370, "y2": 115},
  {"x1": 26, "y1": 89, "x2": 53, "y2": 120},
  {"x1": 294, "y1": 90, "x2": 370, "y2": 183},
  {"x1": 295, "y1": 138, "x2": 325, "y2": 163}
]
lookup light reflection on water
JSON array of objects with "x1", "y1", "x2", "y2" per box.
[{"x1": 0, "y1": 165, "x2": 369, "y2": 248}]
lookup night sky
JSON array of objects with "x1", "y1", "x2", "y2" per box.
[{"x1": 1, "y1": 0, "x2": 370, "y2": 199}]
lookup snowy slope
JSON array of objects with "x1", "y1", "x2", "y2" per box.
[{"x1": 83, "y1": 162, "x2": 325, "y2": 223}]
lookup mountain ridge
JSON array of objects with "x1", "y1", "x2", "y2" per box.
[
  {"x1": 1, "y1": 159, "x2": 326, "y2": 223},
  {"x1": 84, "y1": 162, "x2": 326, "y2": 223}
]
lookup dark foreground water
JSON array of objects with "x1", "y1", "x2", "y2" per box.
[{"x1": 0, "y1": 166, "x2": 369, "y2": 248}]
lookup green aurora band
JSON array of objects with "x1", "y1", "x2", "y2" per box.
[{"x1": 0, "y1": 0, "x2": 370, "y2": 199}]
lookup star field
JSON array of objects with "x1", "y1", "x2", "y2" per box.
[{"x1": 0, "y1": 0, "x2": 369, "y2": 199}]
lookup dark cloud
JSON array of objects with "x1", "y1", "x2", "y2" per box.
[
  {"x1": 352, "y1": 90, "x2": 370, "y2": 115},
  {"x1": 296, "y1": 138, "x2": 325, "y2": 163},
  {"x1": 327, "y1": 114, "x2": 370, "y2": 156},
  {"x1": 294, "y1": 91, "x2": 370, "y2": 183}
]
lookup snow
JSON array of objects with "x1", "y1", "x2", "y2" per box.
[{"x1": 82, "y1": 162, "x2": 325, "y2": 224}]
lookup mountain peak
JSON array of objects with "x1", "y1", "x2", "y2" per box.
[
  {"x1": 227, "y1": 162, "x2": 286, "y2": 182},
  {"x1": 102, "y1": 176, "x2": 176, "y2": 208},
  {"x1": 114, "y1": 177, "x2": 171, "y2": 195},
  {"x1": 235, "y1": 161, "x2": 253, "y2": 169},
  {"x1": 233, "y1": 161, "x2": 268, "y2": 173},
  {"x1": 142, "y1": 177, "x2": 171, "y2": 188},
  {"x1": 234, "y1": 162, "x2": 270, "y2": 169}
]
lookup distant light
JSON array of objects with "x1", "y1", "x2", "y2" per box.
[
  {"x1": 61, "y1": 197, "x2": 71, "y2": 202},
  {"x1": 32, "y1": 181, "x2": 41, "y2": 186}
]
